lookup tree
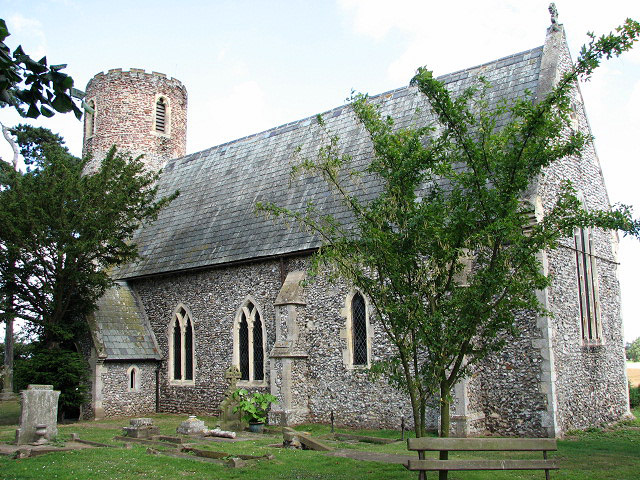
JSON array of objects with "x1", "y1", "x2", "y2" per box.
[
  {"x1": 258, "y1": 18, "x2": 640, "y2": 453},
  {"x1": 627, "y1": 337, "x2": 640, "y2": 362},
  {"x1": 0, "y1": 16, "x2": 82, "y2": 399},
  {"x1": 0, "y1": 19, "x2": 81, "y2": 119},
  {"x1": 0, "y1": 126, "x2": 178, "y2": 348}
]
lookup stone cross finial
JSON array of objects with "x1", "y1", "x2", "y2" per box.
[
  {"x1": 549, "y1": 3, "x2": 558, "y2": 25},
  {"x1": 224, "y1": 365, "x2": 242, "y2": 395}
]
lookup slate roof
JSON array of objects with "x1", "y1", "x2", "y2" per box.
[
  {"x1": 116, "y1": 46, "x2": 544, "y2": 280},
  {"x1": 87, "y1": 282, "x2": 161, "y2": 360}
]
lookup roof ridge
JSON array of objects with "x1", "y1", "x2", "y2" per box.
[{"x1": 169, "y1": 45, "x2": 544, "y2": 166}]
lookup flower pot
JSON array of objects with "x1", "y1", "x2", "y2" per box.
[{"x1": 248, "y1": 422, "x2": 264, "y2": 433}]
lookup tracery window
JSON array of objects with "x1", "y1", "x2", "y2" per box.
[
  {"x1": 155, "y1": 97, "x2": 167, "y2": 133},
  {"x1": 233, "y1": 299, "x2": 266, "y2": 384},
  {"x1": 168, "y1": 305, "x2": 195, "y2": 384},
  {"x1": 575, "y1": 226, "x2": 601, "y2": 343}
]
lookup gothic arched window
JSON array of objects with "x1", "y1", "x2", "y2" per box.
[
  {"x1": 351, "y1": 292, "x2": 368, "y2": 366},
  {"x1": 233, "y1": 299, "x2": 266, "y2": 384},
  {"x1": 168, "y1": 305, "x2": 195, "y2": 384},
  {"x1": 341, "y1": 290, "x2": 372, "y2": 369},
  {"x1": 575, "y1": 226, "x2": 601, "y2": 343}
]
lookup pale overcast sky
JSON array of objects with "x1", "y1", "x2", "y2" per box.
[{"x1": 1, "y1": 0, "x2": 639, "y2": 342}]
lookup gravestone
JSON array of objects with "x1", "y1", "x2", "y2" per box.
[
  {"x1": 122, "y1": 418, "x2": 159, "y2": 438},
  {"x1": 217, "y1": 366, "x2": 244, "y2": 430},
  {"x1": 15, "y1": 385, "x2": 61, "y2": 445},
  {"x1": 177, "y1": 415, "x2": 206, "y2": 435}
]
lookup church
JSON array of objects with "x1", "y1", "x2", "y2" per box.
[{"x1": 79, "y1": 17, "x2": 631, "y2": 438}]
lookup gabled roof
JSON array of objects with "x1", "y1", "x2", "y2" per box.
[
  {"x1": 87, "y1": 282, "x2": 161, "y2": 360},
  {"x1": 116, "y1": 46, "x2": 544, "y2": 280}
]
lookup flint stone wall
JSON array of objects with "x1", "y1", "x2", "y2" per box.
[
  {"x1": 100, "y1": 361, "x2": 157, "y2": 417},
  {"x1": 536, "y1": 28, "x2": 629, "y2": 433},
  {"x1": 131, "y1": 255, "x2": 419, "y2": 429}
]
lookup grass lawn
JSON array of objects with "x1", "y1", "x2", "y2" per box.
[{"x1": 0, "y1": 402, "x2": 638, "y2": 479}]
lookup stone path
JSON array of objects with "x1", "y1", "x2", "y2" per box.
[{"x1": 326, "y1": 449, "x2": 413, "y2": 464}]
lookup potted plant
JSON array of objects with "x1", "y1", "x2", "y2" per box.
[{"x1": 232, "y1": 388, "x2": 278, "y2": 433}]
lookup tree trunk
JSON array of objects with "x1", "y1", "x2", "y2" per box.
[
  {"x1": 439, "y1": 381, "x2": 451, "y2": 480},
  {"x1": 1, "y1": 125, "x2": 19, "y2": 401}
]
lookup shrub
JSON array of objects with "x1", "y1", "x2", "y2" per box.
[
  {"x1": 232, "y1": 388, "x2": 278, "y2": 423},
  {"x1": 630, "y1": 382, "x2": 640, "y2": 409},
  {"x1": 14, "y1": 345, "x2": 89, "y2": 419}
]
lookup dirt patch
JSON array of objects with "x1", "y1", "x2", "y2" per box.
[{"x1": 628, "y1": 367, "x2": 640, "y2": 387}]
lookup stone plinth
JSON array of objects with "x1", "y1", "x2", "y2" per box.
[
  {"x1": 15, "y1": 385, "x2": 61, "y2": 445},
  {"x1": 122, "y1": 417, "x2": 159, "y2": 438},
  {"x1": 176, "y1": 415, "x2": 206, "y2": 435}
]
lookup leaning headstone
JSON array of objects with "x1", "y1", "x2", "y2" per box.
[
  {"x1": 217, "y1": 366, "x2": 244, "y2": 430},
  {"x1": 177, "y1": 415, "x2": 207, "y2": 435},
  {"x1": 122, "y1": 417, "x2": 159, "y2": 439},
  {"x1": 15, "y1": 385, "x2": 60, "y2": 445}
]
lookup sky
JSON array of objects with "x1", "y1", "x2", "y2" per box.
[{"x1": 0, "y1": 0, "x2": 639, "y2": 342}]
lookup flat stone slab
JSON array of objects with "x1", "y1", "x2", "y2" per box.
[
  {"x1": 0, "y1": 442, "x2": 95, "y2": 458},
  {"x1": 333, "y1": 433, "x2": 399, "y2": 444},
  {"x1": 283, "y1": 427, "x2": 333, "y2": 452},
  {"x1": 327, "y1": 449, "x2": 415, "y2": 465}
]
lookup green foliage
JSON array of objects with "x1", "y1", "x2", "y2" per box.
[
  {"x1": 0, "y1": 125, "x2": 178, "y2": 346},
  {"x1": 626, "y1": 337, "x2": 640, "y2": 362},
  {"x1": 232, "y1": 388, "x2": 278, "y2": 423},
  {"x1": 257, "y1": 20, "x2": 640, "y2": 439},
  {"x1": 13, "y1": 344, "x2": 89, "y2": 416},
  {"x1": 630, "y1": 383, "x2": 640, "y2": 409},
  {"x1": 0, "y1": 19, "x2": 81, "y2": 119}
]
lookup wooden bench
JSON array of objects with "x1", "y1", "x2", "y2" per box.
[{"x1": 405, "y1": 437, "x2": 558, "y2": 479}]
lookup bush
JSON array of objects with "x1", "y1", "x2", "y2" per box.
[
  {"x1": 14, "y1": 345, "x2": 89, "y2": 419},
  {"x1": 630, "y1": 382, "x2": 640, "y2": 409}
]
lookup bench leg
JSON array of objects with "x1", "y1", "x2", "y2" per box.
[
  {"x1": 543, "y1": 450, "x2": 550, "y2": 480},
  {"x1": 418, "y1": 450, "x2": 426, "y2": 480}
]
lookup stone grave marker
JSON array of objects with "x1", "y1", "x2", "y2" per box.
[
  {"x1": 122, "y1": 418, "x2": 159, "y2": 438},
  {"x1": 15, "y1": 385, "x2": 61, "y2": 445},
  {"x1": 177, "y1": 415, "x2": 206, "y2": 435},
  {"x1": 217, "y1": 366, "x2": 244, "y2": 430}
]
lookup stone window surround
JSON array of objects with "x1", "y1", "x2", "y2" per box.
[
  {"x1": 84, "y1": 98, "x2": 96, "y2": 139},
  {"x1": 167, "y1": 303, "x2": 196, "y2": 386},
  {"x1": 340, "y1": 289, "x2": 373, "y2": 370},
  {"x1": 574, "y1": 193, "x2": 603, "y2": 347},
  {"x1": 232, "y1": 296, "x2": 267, "y2": 387},
  {"x1": 126, "y1": 365, "x2": 140, "y2": 391},
  {"x1": 152, "y1": 94, "x2": 171, "y2": 137}
]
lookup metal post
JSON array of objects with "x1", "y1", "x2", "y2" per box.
[
  {"x1": 330, "y1": 410, "x2": 334, "y2": 433},
  {"x1": 401, "y1": 415, "x2": 405, "y2": 441}
]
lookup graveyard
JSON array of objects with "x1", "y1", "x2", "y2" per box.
[{"x1": 0, "y1": 394, "x2": 638, "y2": 480}]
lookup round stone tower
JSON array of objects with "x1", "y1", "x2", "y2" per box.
[{"x1": 82, "y1": 68, "x2": 187, "y2": 174}]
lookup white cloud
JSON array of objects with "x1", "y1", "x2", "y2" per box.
[{"x1": 6, "y1": 13, "x2": 47, "y2": 59}]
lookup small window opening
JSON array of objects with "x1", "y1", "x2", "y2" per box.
[
  {"x1": 130, "y1": 369, "x2": 136, "y2": 389},
  {"x1": 85, "y1": 100, "x2": 95, "y2": 137},
  {"x1": 155, "y1": 98, "x2": 166, "y2": 133}
]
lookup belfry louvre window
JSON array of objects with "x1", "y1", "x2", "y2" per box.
[
  {"x1": 155, "y1": 97, "x2": 166, "y2": 133},
  {"x1": 169, "y1": 305, "x2": 195, "y2": 383},
  {"x1": 235, "y1": 300, "x2": 265, "y2": 383},
  {"x1": 351, "y1": 292, "x2": 368, "y2": 365},
  {"x1": 574, "y1": 227, "x2": 601, "y2": 342}
]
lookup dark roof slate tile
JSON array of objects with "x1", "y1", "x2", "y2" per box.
[{"x1": 116, "y1": 47, "x2": 543, "y2": 279}]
